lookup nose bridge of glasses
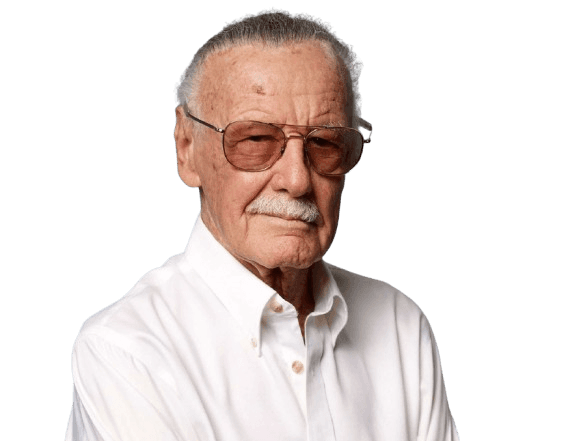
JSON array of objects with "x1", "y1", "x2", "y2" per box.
[
  {"x1": 280, "y1": 132, "x2": 310, "y2": 169},
  {"x1": 285, "y1": 133, "x2": 307, "y2": 143}
]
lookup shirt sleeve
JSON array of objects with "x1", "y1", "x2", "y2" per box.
[
  {"x1": 65, "y1": 331, "x2": 203, "y2": 441},
  {"x1": 417, "y1": 316, "x2": 460, "y2": 441}
]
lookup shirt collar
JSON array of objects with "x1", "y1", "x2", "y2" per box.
[
  {"x1": 181, "y1": 215, "x2": 348, "y2": 356},
  {"x1": 310, "y1": 260, "x2": 349, "y2": 348}
]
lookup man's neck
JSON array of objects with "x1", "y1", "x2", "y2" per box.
[
  {"x1": 200, "y1": 213, "x2": 317, "y2": 339},
  {"x1": 242, "y1": 262, "x2": 315, "y2": 340}
]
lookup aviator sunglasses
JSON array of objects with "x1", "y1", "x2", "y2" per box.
[{"x1": 184, "y1": 104, "x2": 372, "y2": 176}]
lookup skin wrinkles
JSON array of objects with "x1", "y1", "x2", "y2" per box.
[
  {"x1": 203, "y1": 48, "x2": 344, "y2": 127},
  {"x1": 222, "y1": 110, "x2": 343, "y2": 130},
  {"x1": 174, "y1": 41, "x2": 348, "y2": 337}
]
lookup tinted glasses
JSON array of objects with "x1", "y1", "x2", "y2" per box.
[{"x1": 184, "y1": 105, "x2": 371, "y2": 176}]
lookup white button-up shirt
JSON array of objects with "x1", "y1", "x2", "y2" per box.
[{"x1": 66, "y1": 217, "x2": 459, "y2": 441}]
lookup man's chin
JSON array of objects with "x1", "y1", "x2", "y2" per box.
[{"x1": 244, "y1": 240, "x2": 324, "y2": 271}]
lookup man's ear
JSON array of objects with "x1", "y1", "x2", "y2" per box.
[{"x1": 174, "y1": 105, "x2": 201, "y2": 187}]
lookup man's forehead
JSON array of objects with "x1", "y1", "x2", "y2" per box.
[
  {"x1": 196, "y1": 41, "x2": 349, "y2": 123},
  {"x1": 199, "y1": 42, "x2": 341, "y2": 94}
]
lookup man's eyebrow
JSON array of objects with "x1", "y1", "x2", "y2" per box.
[
  {"x1": 318, "y1": 120, "x2": 346, "y2": 128},
  {"x1": 310, "y1": 112, "x2": 347, "y2": 127}
]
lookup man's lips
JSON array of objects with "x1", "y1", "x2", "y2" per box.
[{"x1": 255, "y1": 212, "x2": 317, "y2": 225}]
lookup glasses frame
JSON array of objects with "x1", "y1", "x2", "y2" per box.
[{"x1": 183, "y1": 104, "x2": 372, "y2": 176}]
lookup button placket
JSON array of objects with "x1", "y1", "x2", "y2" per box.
[{"x1": 304, "y1": 317, "x2": 336, "y2": 440}]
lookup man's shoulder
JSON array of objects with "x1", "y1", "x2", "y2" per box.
[{"x1": 74, "y1": 251, "x2": 202, "y2": 356}]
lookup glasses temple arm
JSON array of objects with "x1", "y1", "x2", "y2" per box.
[
  {"x1": 183, "y1": 104, "x2": 225, "y2": 133},
  {"x1": 359, "y1": 117, "x2": 372, "y2": 144}
]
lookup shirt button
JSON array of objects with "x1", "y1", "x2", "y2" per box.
[
  {"x1": 291, "y1": 361, "x2": 304, "y2": 374},
  {"x1": 271, "y1": 302, "x2": 283, "y2": 313},
  {"x1": 250, "y1": 338, "x2": 257, "y2": 348}
]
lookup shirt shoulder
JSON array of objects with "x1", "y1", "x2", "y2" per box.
[
  {"x1": 79, "y1": 253, "x2": 178, "y2": 324},
  {"x1": 328, "y1": 264, "x2": 423, "y2": 317},
  {"x1": 326, "y1": 263, "x2": 428, "y2": 342},
  {"x1": 74, "y1": 251, "x2": 209, "y2": 362}
]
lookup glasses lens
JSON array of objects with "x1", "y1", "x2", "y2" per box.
[
  {"x1": 223, "y1": 122, "x2": 285, "y2": 171},
  {"x1": 306, "y1": 128, "x2": 364, "y2": 175}
]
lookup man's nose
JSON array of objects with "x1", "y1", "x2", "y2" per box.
[{"x1": 271, "y1": 136, "x2": 312, "y2": 197}]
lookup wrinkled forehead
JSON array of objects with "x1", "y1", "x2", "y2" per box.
[{"x1": 195, "y1": 41, "x2": 352, "y2": 124}]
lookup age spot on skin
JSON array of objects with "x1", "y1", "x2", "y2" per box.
[{"x1": 253, "y1": 85, "x2": 266, "y2": 95}]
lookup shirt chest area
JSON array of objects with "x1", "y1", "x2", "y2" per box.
[{"x1": 168, "y1": 302, "x2": 375, "y2": 441}]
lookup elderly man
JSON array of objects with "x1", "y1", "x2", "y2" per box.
[{"x1": 66, "y1": 11, "x2": 458, "y2": 441}]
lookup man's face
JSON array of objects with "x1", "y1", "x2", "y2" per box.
[{"x1": 178, "y1": 41, "x2": 349, "y2": 274}]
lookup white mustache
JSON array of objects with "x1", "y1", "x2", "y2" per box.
[{"x1": 246, "y1": 196, "x2": 320, "y2": 223}]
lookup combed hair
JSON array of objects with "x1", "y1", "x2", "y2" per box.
[{"x1": 176, "y1": 11, "x2": 362, "y2": 125}]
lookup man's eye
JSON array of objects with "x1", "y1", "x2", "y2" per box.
[
  {"x1": 244, "y1": 135, "x2": 278, "y2": 143},
  {"x1": 309, "y1": 137, "x2": 341, "y2": 149}
]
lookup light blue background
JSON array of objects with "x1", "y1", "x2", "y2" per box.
[{"x1": 1, "y1": 1, "x2": 564, "y2": 439}]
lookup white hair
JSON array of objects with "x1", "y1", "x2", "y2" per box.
[
  {"x1": 246, "y1": 195, "x2": 320, "y2": 223},
  {"x1": 176, "y1": 10, "x2": 362, "y2": 125}
]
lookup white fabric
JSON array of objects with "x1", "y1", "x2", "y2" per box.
[{"x1": 66, "y1": 216, "x2": 459, "y2": 441}]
